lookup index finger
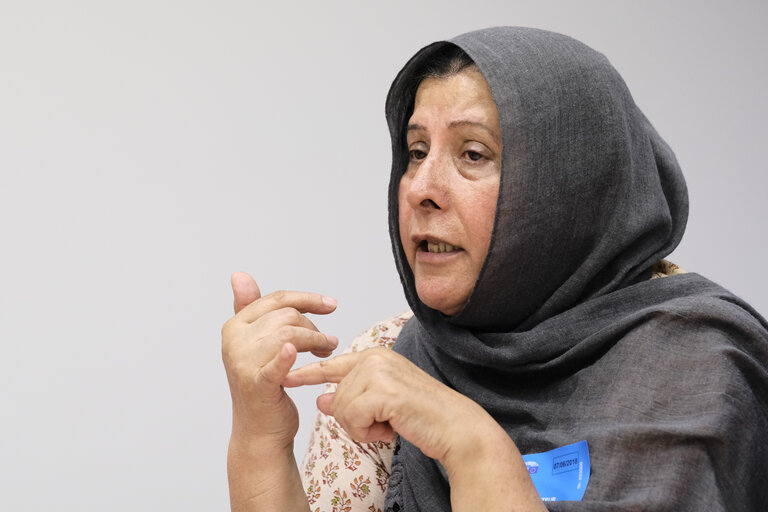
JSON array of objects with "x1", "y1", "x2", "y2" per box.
[
  {"x1": 237, "y1": 289, "x2": 338, "y2": 323},
  {"x1": 282, "y1": 352, "x2": 361, "y2": 387}
]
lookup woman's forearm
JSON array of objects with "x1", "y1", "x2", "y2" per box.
[{"x1": 227, "y1": 436, "x2": 309, "y2": 512}]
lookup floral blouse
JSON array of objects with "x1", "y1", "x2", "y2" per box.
[{"x1": 299, "y1": 260, "x2": 685, "y2": 511}]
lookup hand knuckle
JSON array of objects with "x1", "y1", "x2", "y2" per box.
[
  {"x1": 289, "y1": 308, "x2": 303, "y2": 324},
  {"x1": 221, "y1": 322, "x2": 240, "y2": 353},
  {"x1": 221, "y1": 318, "x2": 235, "y2": 338},
  {"x1": 275, "y1": 325, "x2": 295, "y2": 343},
  {"x1": 275, "y1": 307, "x2": 300, "y2": 325},
  {"x1": 271, "y1": 289, "x2": 289, "y2": 303},
  {"x1": 366, "y1": 348, "x2": 390, "y2": 366},
  {"x1": 318, "y1": 359, "x2": 332, "y2": 376}
]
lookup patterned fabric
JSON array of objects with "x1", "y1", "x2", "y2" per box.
[
  {"x1": 300, "y1": 261, "x2": 685, "y2": 510},
  {"x1": 650, "y1": 259, "x2": 686, "y2": 279},
  {"x1": 300, "y1": 311, "x2": 412, "y2": 512}
]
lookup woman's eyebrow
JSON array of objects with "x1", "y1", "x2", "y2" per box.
[
  {"x1": 447, "y1": 120, "x2": 501, "y2": 144},
  {"x1": 406, "y1": 121, "x2": 501, "y2": 145}
]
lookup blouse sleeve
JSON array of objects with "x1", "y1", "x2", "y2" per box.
[{"x1": 299, "y1": 312, "x2": 412, "y2": 512}]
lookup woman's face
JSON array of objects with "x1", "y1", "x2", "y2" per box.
[{"x1": 398, "y1": 68, "x2": 501, "y2": 316}]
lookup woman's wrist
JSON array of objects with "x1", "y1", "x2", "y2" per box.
[
  {"x1": 441, "y1": 409, "x2": 546, "y2": 512},
  {"x1": 229, "y1": 405, "x2": 298, "y2": 455},
  {"x1": 227, "y1": 437, "x2": 309, "y2": 512},
  {"x1": 228, "y1": 432, "x2": 294, "y2": 462},
  {"x1": 440, "y1": 406, "x2": 507, "y2": 475}
]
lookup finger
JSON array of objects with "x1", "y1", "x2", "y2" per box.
[
  {"x1": 258, "y1": 342, "x2": 298, "y2": 387},
  {"x1": 257, "y1": 312, "x2": 336, "y2": 358},
  {"x1": 363, "y1": 422, "x2": 395, "y2": 444},
  {"x1": 238, "y1": 289, "x2": 337, "y2": 323},
  {"x1": 264, "y1": 326, "x2": 338, "y2": 355},
  {"x1": 283, "y1": 352, "x2": 359, "y2": 387},
  {"x1": 333, "y1": 393, "x2": 395, "y2": 444},
  {"x1": 310, "y1": 349, "x2": 335, "y2": 358},
  {"x1": 231, "y1": 272, "x2": 261, "y2": 314},
  {"x1": 317, "y1": 392, "x2": 335, "y2": 416},
  {"x1": 253, "y1": 306, "x2": 324, "y2": 335}
]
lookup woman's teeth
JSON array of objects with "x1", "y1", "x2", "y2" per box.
[{"x1": 427, "y1": 242, "x2": 457, "y2": 253}]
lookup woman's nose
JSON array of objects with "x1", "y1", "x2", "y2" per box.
[{"x1": 404, "y1": 151, "x2": 450, "y2": 211}]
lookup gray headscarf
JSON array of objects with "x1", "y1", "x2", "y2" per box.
[{"x1": 384, "y1": 27, "x2": 768, "y2": 511}]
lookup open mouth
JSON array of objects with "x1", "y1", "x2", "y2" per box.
[{"x1": 419, "y1": 240, "x2": 462, "y2": 254}]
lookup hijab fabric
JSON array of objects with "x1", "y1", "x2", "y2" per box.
[{"x1": 384, "y1": 27, "x2": 768, "y2": 511}]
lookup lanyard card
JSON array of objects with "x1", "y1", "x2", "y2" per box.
[{"x1": 522, "y1": 440, "x2": 590, "y2": 502}]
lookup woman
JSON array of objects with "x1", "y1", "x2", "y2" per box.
[{"x1": 222, "y1": 27, "x2": 768, "y2": 511}]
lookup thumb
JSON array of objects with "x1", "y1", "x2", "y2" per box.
[
  {"x1": 317, "y1": 392, "x2": 335, "y2": 416},
  {"x1": 231, "y1": 271, "x2": 261, "y2": 314}
]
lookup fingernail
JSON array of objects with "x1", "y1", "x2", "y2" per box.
[
  {"x1": 325, "y1": 334, "x2": 338, "y2": 348},
  {"x1": 322, "y1": 296, "x2": 337, "y2": 307}
]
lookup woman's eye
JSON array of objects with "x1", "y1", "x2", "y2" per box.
[
  {"x1": 466, "y1": 151, "x2": 484, "y2": 162},
  {"x1": 409, "y1": 149, "x2": 427, "y2": 161}
]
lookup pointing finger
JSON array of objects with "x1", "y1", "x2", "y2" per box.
[{"x1": 282, "y1": 352, "x2": 361, "y2": 387}]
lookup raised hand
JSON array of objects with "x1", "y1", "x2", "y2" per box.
[{"x1": 222, "y1": 272, "x2": 339, "y2": 448}]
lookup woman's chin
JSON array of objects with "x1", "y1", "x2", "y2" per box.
[{"x1": 415, "y1": 282, "x2": 468, "y2": 316}]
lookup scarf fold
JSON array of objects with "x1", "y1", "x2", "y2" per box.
[{"x1": 383, "y1": 27, "x2": 768, "y2": 511}]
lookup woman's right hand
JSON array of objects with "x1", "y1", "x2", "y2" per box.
[{"x1": 221, "y1": 272, "x2": 339, "y2": 449}]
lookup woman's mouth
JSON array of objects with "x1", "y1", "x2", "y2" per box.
[{"x1": 419, "y1": 240, "x2": 462, "y2": 253}]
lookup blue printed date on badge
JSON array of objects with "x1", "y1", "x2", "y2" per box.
[{"x1": 522, "y1": 440, "x2": 590, "y2": 502}]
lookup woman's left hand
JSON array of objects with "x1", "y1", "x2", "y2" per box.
[
  {"x1": 285, "y1": 347, "x2": 547, "y2": 511},
  {"x1": 284, "y1": 347, "x2": 495, "y2": 465}
]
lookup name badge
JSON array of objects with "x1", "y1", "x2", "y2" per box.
[{"x1": 521, "y1": 440, "x2": 590, "y2": 502}]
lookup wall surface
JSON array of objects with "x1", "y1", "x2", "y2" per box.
[{"x1": 1, "y1": 1, "x2": 766, "y2": 509}]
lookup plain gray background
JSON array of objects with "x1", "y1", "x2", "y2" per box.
[{"x1": 1, "y1": 0, "x2": 766, "y2": 509}]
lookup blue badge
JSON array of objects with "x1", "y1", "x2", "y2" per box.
[{"x1": 521, "y1": 440, "x2": 590, "y2": 502}]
